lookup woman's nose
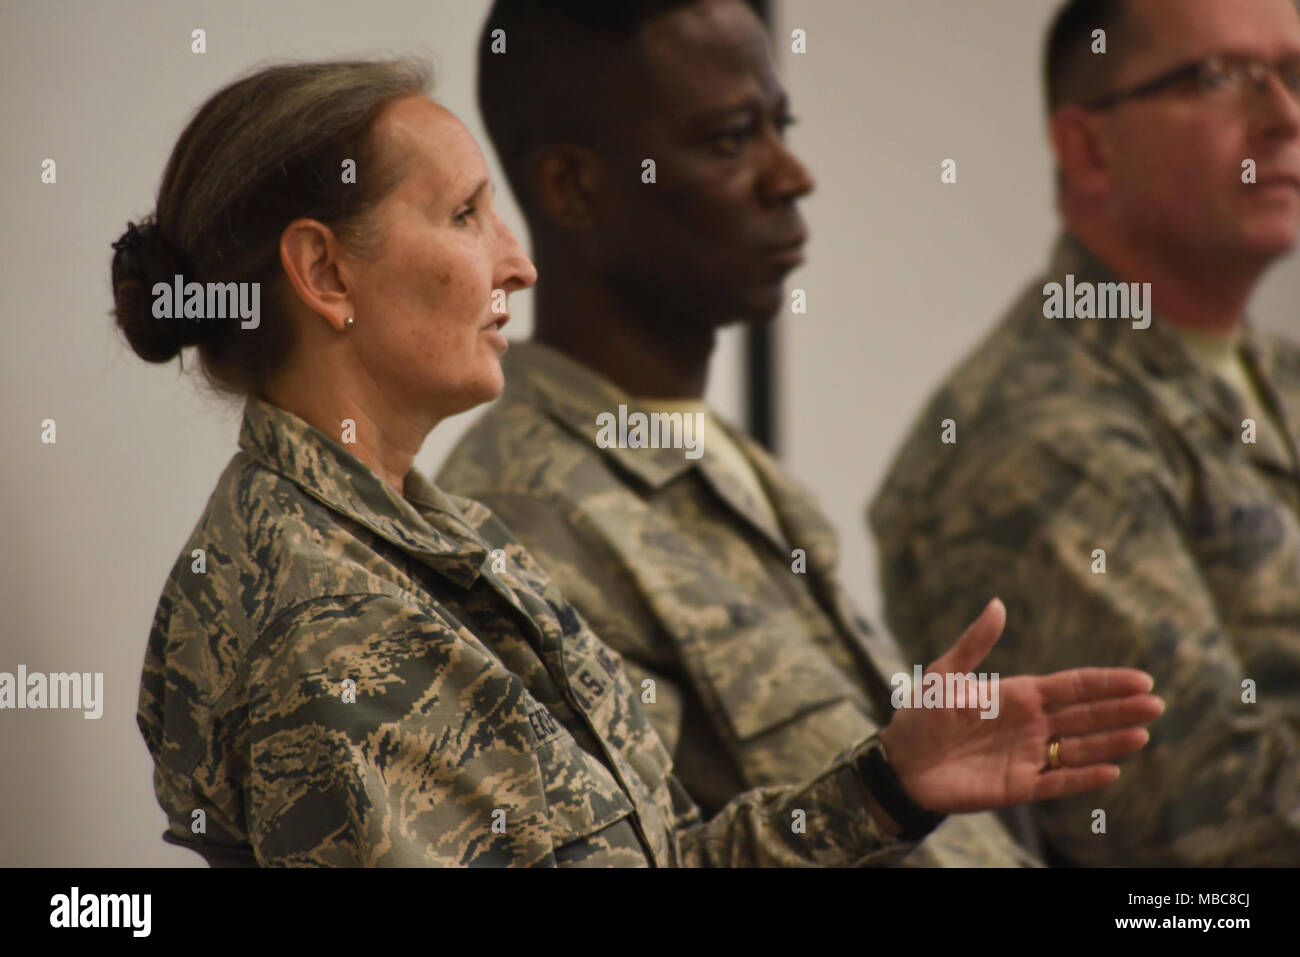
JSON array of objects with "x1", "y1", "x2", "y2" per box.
[{"x1": 498, "y1": 221, "x2": 538, "y2": 291}]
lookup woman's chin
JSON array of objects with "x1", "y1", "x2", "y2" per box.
[
  {"x1": 461, "y1": 365, "x2": 507, "y2": 411},
  {"x1": 418, "y1": 362, "x2": 507, "y2": 423},
  {"x1": 482, "y1": 359, "x2": 507, "y2": 399}
]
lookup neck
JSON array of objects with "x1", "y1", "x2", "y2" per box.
[
  {"x1": 262, "y1": 341, "x2": 432, "y2": 496},
  {"x1": 1064, "y1": 217, "x2": 1267, "y2": 335},
  {"x1": 532, "y1": 258, "x2": 717, "y2": 399}
]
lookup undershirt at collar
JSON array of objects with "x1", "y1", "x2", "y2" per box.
[
  {"x1": 1172, "y1": 325, "x2": 1260, "y2": 409},
  {"x1": 635, "y1": 397, "x2": 780, "y2": 528},
  {"x1": 1171, "y1": 325, "x2": 1295, "y2": 467}
]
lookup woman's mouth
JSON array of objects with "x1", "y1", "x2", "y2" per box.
[{"x1": 481, "y1": 314, "x2": 510, "y2": 353}]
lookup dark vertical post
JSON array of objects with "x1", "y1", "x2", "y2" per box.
[
  {"x1": 745, "y1": 0, "x2": 778, "y2": 454},
  {"x1": 745, "y1": 322, "x2": 777, "y2": 454}
]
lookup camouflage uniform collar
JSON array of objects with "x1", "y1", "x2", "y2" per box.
[
  {"x1": 1047, "y1": 232, "x2": 1188, "y2": 375},
  {"x1": 1045, "y1": 233, "x2": 1300, "y2": 474},
  {"x1": 238, "y1": 395, "x2": 487, "y2": 588},
  {"x1": 1046, "y1": 231, "x2": 1277, "y2": 374},
  {"x1": 502, "y1": 340, "x2": 847, "y2": 566},
  {"x1": 500, "y1": 340, "x2": 699, "y2": 488},
  {"x1": 1047, "y1": 232, "x2": 1262, "y2": 423},
  {"x1": 712, "y1": 416, "x2": 845, "y2": 575}
]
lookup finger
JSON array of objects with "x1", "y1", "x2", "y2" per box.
[
  {"x1": 1029, "y1": 764, "x2": 1121, "y2": 802},
  {"x1": 1036, "y1": 667, "x2": 1156, "y2": 707},
  {"x1": 1047, "y1": 694, "x2": 1165, "y2": 737},
  {"x1": 1057, "y1": 727, "x2": 1151, "y2": 766},
  {"x1": 929, "y1": 597, "x2": 1006, "y2": 676}
]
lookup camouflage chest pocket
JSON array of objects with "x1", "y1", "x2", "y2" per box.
[
  {"x1": 524, "y1": 695, "x2": 642, "y2": 862},
  {"x1": 1186, "y1": 483, "x2": 1296, "y2": 582},
  {"x1": 695, "y1": 608, "x2": 876, "y2": 774},
  {"x1": 1183, "y1": 483, "x2": 1300, "y2": 668}
]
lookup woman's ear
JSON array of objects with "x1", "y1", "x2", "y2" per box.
[{"x1": 279, "y1": 218, "x2": 354, "y2": 331}]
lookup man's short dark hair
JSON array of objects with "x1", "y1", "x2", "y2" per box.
[
  {"x1": 478, "y1": 0, "x2": 758, "y2": 219},
  {"x1": 1044, "y1": 0, "x2": 1145, "y2": 112}
]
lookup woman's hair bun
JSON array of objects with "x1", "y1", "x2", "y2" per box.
[{"x1": 110, "y1": 216, "x2": 208, "y2": 363}]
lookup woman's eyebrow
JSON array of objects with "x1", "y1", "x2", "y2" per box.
[{"x1": 460, "y1": 177, "x2": 492, "y2": 202}]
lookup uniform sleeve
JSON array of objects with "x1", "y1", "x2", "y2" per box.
[
  {"x1": 672, "y1": 734, "x2": 922, "y2": 867},
  {"x1": 874, "y1": 401, "x2": 1300, "y2": 866},
  {"x1": 437, "y1": 492, "x2": 922, "y2": 866},
  {"x1": 465, "y1": 483, "x2": 1031, "y2": 866},
  {"x1": 243, "y1": 593, "x2": 557, "y2": 867},
  {"x1": 457, "y1": 496, "x2": 925, "y2": 863},
  {"x1": 246, "y1": 592, "x2": 921, "y2": 867}
]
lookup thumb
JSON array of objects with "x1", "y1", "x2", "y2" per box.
[{"x1": 929, "y1": 597, "x2": 1006, "y2": 677}]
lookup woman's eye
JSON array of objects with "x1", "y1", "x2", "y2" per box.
[{"x1": 454, "y1": 206, "x2": 476, "y2": 225}]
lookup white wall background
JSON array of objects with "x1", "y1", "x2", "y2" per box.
[{"x1": 2, "y1": 0, "x2": 1296, "y2": 865}]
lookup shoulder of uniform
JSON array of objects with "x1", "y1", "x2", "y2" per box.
[
  {"x1": 874, "y1": 363, "x2": 1168, "y2": 538},
  {"x1": 1252, "y1": 327, "x2": 1300, "y2": 373},
  {"x1": 440, "y1": 398, "x2": 626, "y2": 507},
  {"x1": 159, "y1": 453, "x2": 423, "y2": 651}
]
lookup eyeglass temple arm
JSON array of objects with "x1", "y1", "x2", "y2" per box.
[{"x1": 1082, "y1": 62, "x2": 1204, "y2": 110}]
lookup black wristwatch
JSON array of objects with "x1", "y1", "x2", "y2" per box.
[{"x1": 854, "y1": 738, "x2": 947, "y2": 841}]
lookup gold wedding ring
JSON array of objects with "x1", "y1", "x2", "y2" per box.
[{"x1": 1046, "y1": 735, "x2": 1063, "y2": 771}]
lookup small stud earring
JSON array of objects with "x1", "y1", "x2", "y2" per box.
[{"x1": 344, "y1": 316, "x2": 354, "y2": 328}]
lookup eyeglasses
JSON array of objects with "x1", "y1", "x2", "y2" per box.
[{"x1": 1082, "y1": 54, "x2": 1300, "y2": 111}]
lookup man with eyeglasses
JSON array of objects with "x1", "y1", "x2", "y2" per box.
[{"x1": 871, "y1": 0, "x2": 1300, "y2": 866}]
